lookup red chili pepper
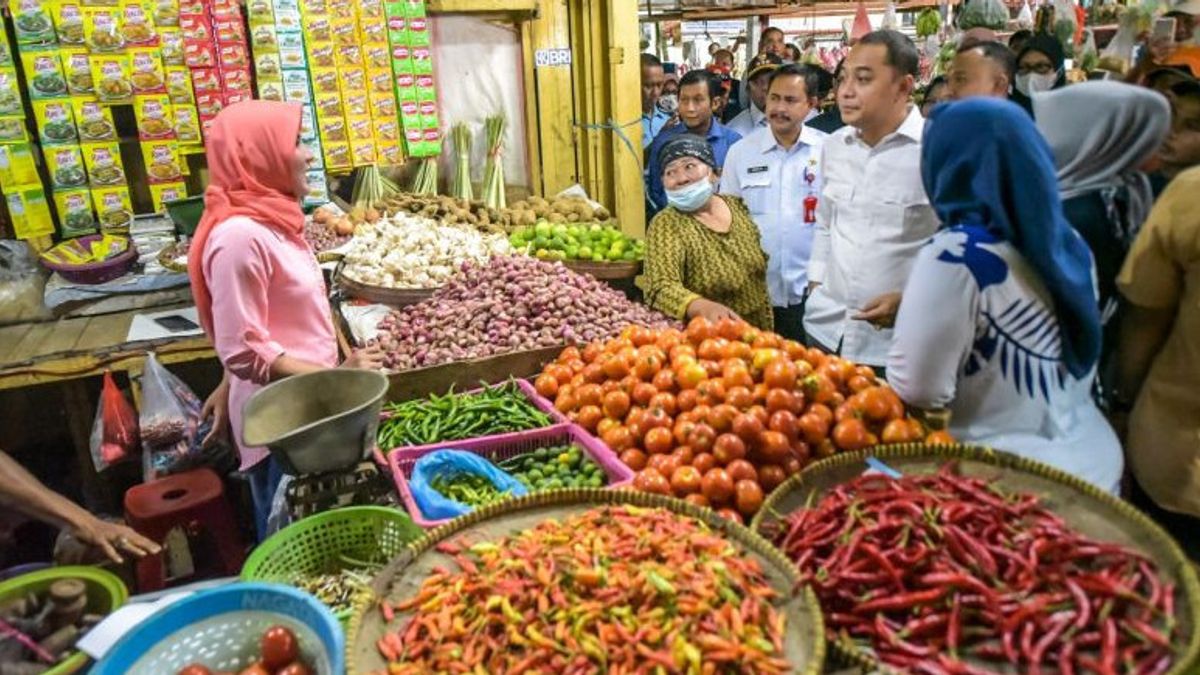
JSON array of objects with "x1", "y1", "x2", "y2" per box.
[
  {"x1": 1100, "y1": 617, "x2": 1119, "y2": 675},
  {"x1": 855, "y1": 587, "x2": 947, "y2": 615}
]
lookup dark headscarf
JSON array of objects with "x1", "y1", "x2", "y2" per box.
[
  {"x1": 921, "y1": 98, "x2": 1100, "y2": 378},
  {"x1": 657, "y1": 135, "x2": 716, "y2": 177},
  {"x1": 1011, "y1": 34, "x2": 1067, "y2": 113}
]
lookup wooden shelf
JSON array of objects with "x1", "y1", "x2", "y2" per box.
[{"x1": 427, "y1": 0, "x2": 538, "y2": 15}]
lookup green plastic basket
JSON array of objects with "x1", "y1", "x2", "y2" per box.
[
  {"x1": 163, "y1": 195, "x2": 204, "y2": 236},
  {"x1": 0, "y1": 565, "x2": 129, "y2": 674},
  {"x1": 241, "y1": 507, "x2": 423, "y2": 622}
]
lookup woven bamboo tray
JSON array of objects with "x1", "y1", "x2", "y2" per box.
[
  {"x1": 347, "y1": 488, "x2": 827, "y2": 675},
  {"x1": 752, "y1": 443, "x2": 1200, "y2": 675},
  {"x1": 561, "y1": 258, "x2": 642, "y2": 280},
  {"x1": 337, "y1": 274, "x2": 438, "y2": 307},
  {"x1": 157, "y1": 241, "x2": 188, "y2": 273}
]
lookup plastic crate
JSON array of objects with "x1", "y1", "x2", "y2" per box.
[
  {"x1": 388, "y1": 423, "x2": 634, "y2": 528},
  {"x1": 371, "y1": 379, "x2": 565, "y2": 467}
]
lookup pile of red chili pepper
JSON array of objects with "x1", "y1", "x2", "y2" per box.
[
  {"x1": 772, "y1": 463, "x2": 1178, "y2": 675},
  {"x1": 373, "y1": 505, "x2": 794, "y2": 674}
]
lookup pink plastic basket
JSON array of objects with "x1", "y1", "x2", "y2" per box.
[
  {"x1": 371, "y1": 379, "x2": 565, "y2": 467},
  {"x1": 388, "y1": 423, "x2": 634, "y2": 528}
]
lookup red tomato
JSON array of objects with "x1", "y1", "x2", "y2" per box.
[
  {"x1": 600, "y1": 426, "x2": 634, "y2": 452},
  {"x1": 670, "y1": 465, "x2": 703, "y2": 496},
  {"x1": 712, "y1": 433, "x2": 747, "y2": 466},
  {"x1": 238, "y1": 664, "x2": 270, "y2": 675},
  {"x1": 747, "y1": 404, "x2": 770, "y2": 426},
  {"x1": 706, "y1": 404, "x2": 738, "y2": 434},
  {"x1": 724, "y1": 386, "x2": 754, "y2": 410},
  {"x1": 716, "y1": 508, "x2": 744, "y2": 524},
  {"x1": 648, "y1": 392, "x2": 677, "y2": 417},
  {"x1": 801, "y1": 373, "x2": 837, "y2": 404},
  {"x1": 633, "y1": 468, "x2": 671, "y2": 495},
  {"x1": 734, "y1": 480, "x2": 765, "y2": 516},
  {"x1": 534, "y1": 374, "x2": 559, "y2": 399},
  {"x1": 881, "y1": 418, "x2": 917, "y2": 444},
  {"x1": 926, "y1": 430, "x2": 956, "y2": 445},
  {"x1": 700, "y1": 468, "x2": 735, "y2": 505},
  {"x1": 756, "y1": 430, "x2": 793, "y2": 464},
  {"x1": 642, "y1": 406, "x2": 673, "y2": 431},
  {"x1": 731, "y1": 413, "x2": 764, "y2": 443},
  {"x1": 758, "y1": 464, "x2": 787, "y2": 492},
  {"x1": 762, "y1": 359, "x2": 798, "y2": 391},
  {"x1": 576, "y1": 405, "x2": 603, "y2": 432},
  {"x1": 276, "y1": 664, "x2": 313, "y2": 675},
  {"x1": 261, "y1": 626, "x2": 299, "y2": 671},
  {"x1": 643, "y1": 427, "x2": 674, "y2": 455},
  {"x1": 676, "y1": 389, "x2": 700, "y2": 413},
  {"x1": 797, "y1": 413, "x2": 829, "y2": 445},
  {"x1": 177, "y1": 666, "x2": 213, "y2": 675},
  {"x1": 631, "y1": 382, "x2": 657, "y2": 407},
  {"x1": 651, "y1": 368, "x2": 677, "y2": 393},
  {"x1": 723, "y1": 366, "x2": 755, "y2": 390},
  {"x1": 783, "y1": 456, "x2": 804, "y2": 475},
  {"x1": 597, "y1": 418, "x2": 620, "y2": 437},
  {"x1": 582, "y1": 363, "x2": 605, "y2": 384},
  {"x1": 619, "y1": 448, "x2": 647, "y2": 471},
  {"x1": 676, "y1": 362, "x2": 708, "y2": 390},
  {"x1": 846, "y1": 375, "x2": 873, "y2": 394},
  {"x1": 860, "y1": 387, "x2": 893, "y2": 422},
  {"x1": 687, "y1": 423, "x2": 717, "y2": 453},
  {"x1": 554, "y1": 392, "x2": 577, "y2": 414},
  {"x1": 672, "y1": 446, "x2": 695, "y2": 467},
  {"x1": 832, "y1": 418, "x2": 872, "y2": 451},
  {"x1": 696, "y1": 378, "x2": 727, "y2": 405},
  {"x1": 684, "y1": 493, "x2": 711, "y2": 508},
  {"x1": 673, "y1": 419, "x2": 696, "y2": 447},
  {"x1": 691, "y1": 452, "x2": 717, "y2": 474},
  {"x1": 726, "y1": 459, "x2": 758, "y2": 483},
  {"x1": 765, "y1": 389, "x2": 796, "y2": 414},
  {"x1": 808, "y1": 402, "x2": 834, "y2": 425},
  {"x1": 602, "y1": 390, "x2": 631, "y2": 420},
  {"x1": 768, "y1": 410, "x2": 798, "y2": 440},
  {"x1": 647, "y1": 453, "x2": 681, "y2": 478}
]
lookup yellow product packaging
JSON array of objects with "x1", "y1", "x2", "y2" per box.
[
  {"x1": 82, "y1": 141, "x2": 125, "y2": 186},
  {"x1": 310, "y1": 67, "x2": 338, "y2": 96},
  {"x1": 254, "y1": 52, "x2": 281, "y2": 80},
  {"x1": 164, "y1": 66, "x2": 192, "y2": 105},
  {"x1": 54, "y1": 188, "x2": 97, "y2": 236},
  {"x1": 246, "y1": 0, "x2": 273, "y2": 25},
  {"x1": 172, "y1": 103, "x2": 199, "y2": 143},
  {"x1": 378, "y1": 141, "x2": 403, "y2": 166},
  {"x1": 357, "y1": 0, "x2": 383, "y2": 20},
  {"x1": 149, "y1": 181, "x2": 186, "y2": 212},
  {"x1": 369, "y1": 90, "x2": 395, "y2": 119},
  {"x1": 359, "y1": 20, "x2": 385, "y2": 46},
  {"x1": 303, "y1": 15, "x2": 332, "y2": 44},
  {"x1": 129, "y1": 47, "x2": 165, "y2": 95},
  {"x1": 331, "y1": 17, "x2": 356, "y2": 46},
  {"x1": 43, "y1": 143, "x2": 87, "y2": 190},
  {"x1": 159, "y1": 28, "x2": 183, "y2": 66},
  {"x1": 21, "y1": 50, "x2": 67, "y2": 99},
  {"x1": 341, "y1": 90, "x2": 368, "y2": 117},
  {"x1": 368, "y1": 68, "x2": 392, "y2": 95},
  {"x1": 10, "y1": 0, "x2": 56, "y2": 47},
  {"x1": 0, "y1": 143, "x2": 40, "y2": 187},
  {"x1": 141, "y1": 139, "x2": 181, "y2": 183},
  {"x1": 257, "y1": 77, "x2": 284, "y2": 102},
  {"x1": 0, "y1": 116, "x2": 26, "y2": 144},
  {"x1": 91, "y1": 184, "x2": 133, "y2": 232},
  {"x1": 32, "y1": 99, "x2": 78, "y2": 146},
  {"x1": 251, "y1": 24, "x2": 278, "y2": 53},
  {"x1": 322, "y1": 140, "x2": 350, "y2": 169},
  {"x1": 83, "y1": 6, "x2": 124, "y2": 54},
  {"x1": 299, "y1": 103, "x2": 317, "y2": 141},
  {"x1": 91, "y1": 52, "x2": 133, "y2": 104},
  {"x1": 53, "y1": 1, "x2": 86, "y2": 46},
  {"x1": 306, "y1": 42, "x2": 334, "y2": 69},
  {"x1": 118, "y1": 0, "x2": 158, "y2": 47},
  {"x1": 337, "y1": 66, "x2": 365, "y2": 95},
  {"x1": 62, "y1": 49, "x2": 93, "y2": 96},
  {"x1": 133, "y1": 94, "x2": 173, "y2": 139},
  {"x1": 0, "y1": 67, "x2": 22, "y2": 116},
  {"x1": 73, "y1": 96, "x2": 118, "y2": 142},
  {"x1": 347, "y1": 114, "x2": 372, "y2": 142},
  {"x1": 313, "y1": 90, "x2": 342, "y2": 120},
  {"x1": 282, "y1": 69, "x2": 312, "y2": 104},
  {"x1": 334, "y1": 44, "x2": 361, "y2": 68},
  {"x1": 0, "y1": 29, "x2": 11, "y2": 68},
  {"x1": 6, "y1": 186, "x2": 55, "y2": 240},
  {"x1": 153, "y1": 0, "x2": 179, "y2": 28},
  {"x1": 350, "y1": 138, "x2": 375, "y2": 166},
  {"x1": 329, "y1": 0, "x2": 351, "y2": 19},
  {"x1": 364, "y1": 44, "x2": 388, "y2": 70},
  {"x1": 373, "y1": 117, "x2": 398, "y2": 144},
  {"x1": 303, "y1": 169, "x2": 328, "y2": 204},
  {"x1": 318, "y1": 114, "x2": 346, "y2": 143}
]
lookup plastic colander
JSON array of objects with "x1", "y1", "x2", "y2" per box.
[{"x1": 92, "y1": 582, "x2": 343, "y2": 675}]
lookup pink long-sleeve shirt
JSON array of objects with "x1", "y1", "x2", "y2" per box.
[{"x1": 203, "y1": 216, "x2": 339, "y2": 470}]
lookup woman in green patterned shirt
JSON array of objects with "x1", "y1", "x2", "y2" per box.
[{"x1": 643, "y1": 135, "x2": 774, "y2": 330}]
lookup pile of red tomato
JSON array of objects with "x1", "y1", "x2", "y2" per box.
[{"x1": 533, "y1": 317, "x2": 951, "y2": 523}]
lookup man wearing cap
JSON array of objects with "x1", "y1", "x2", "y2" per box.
[
  {"x1": 1137, "y1": 1, "x2": 1200, "y2": 81},
  {"x1": 727, "y1": 53, "x2": 783, "y2": 137},
  {"x1": 720, "y1": 64, "x2": 828, "y2": 341}
]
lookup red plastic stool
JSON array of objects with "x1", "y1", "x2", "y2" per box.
[{"x1": 123, "y1": 468, "x2": 246, "y2": 592}]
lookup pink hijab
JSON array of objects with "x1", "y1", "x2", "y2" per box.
[{"x1": 188, "y1": 100, "x2": 305, "y2": 335}]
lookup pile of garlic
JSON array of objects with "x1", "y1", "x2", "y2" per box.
[{"x1": 340, "y1": 211, "x2": 512, "y2": 288}]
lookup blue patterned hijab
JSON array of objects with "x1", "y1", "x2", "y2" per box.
[{"x1": 920, "y1": 98, "x2": 1100, "y2": 379}]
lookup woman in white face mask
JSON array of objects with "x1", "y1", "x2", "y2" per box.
[
  {"x1": 1011, "y1": 34, "x2": 1067, "y2": 115},
  {"x1": 642, "y1": 135, "x2": 774, "y2": 329}
]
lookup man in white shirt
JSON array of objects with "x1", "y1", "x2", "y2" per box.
[
  {"x1": 803, "y1": 29, "x2": 939, "y2": 368},
  {"x1": 727, "y1": 53, "x2": 782, "y2": 137},
  {"x1": 721, "y1": 64, "x2": 827, "y2": 341}
]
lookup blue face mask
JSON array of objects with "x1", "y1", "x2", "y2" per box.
[{"x1": 666, "y1": 177, "x2": 714, "y2": 212}]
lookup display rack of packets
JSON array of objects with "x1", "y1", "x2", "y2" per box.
[
  {"x1": 251, "y1": 0, "x2": 329, "y2": 205},
  {"x1": 384, "y1": 0, "x2": 440, "y2": 158}
]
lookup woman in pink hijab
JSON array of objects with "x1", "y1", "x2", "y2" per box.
[{"x1": 189, "y1": 101, "x2": 381, "y2": 539}]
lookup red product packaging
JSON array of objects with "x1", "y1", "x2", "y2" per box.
[
  {"x1": 213, "y1": 19, "x2": 245, "y2": 45},
  {"x1": 190, "y1": 67, "x2": 221, "y2": 93},
  {"x1": 178, "y1": 0, "x2": 205, "y2": 15},
  {"x1": 184, "y1": 40, "x2": 217, "y2": 68},
  {"x1": 220, "y1": 67, "x2": 252, "y2": 93},
  {"x1": 195, "y1": 91, "x2": 224, "y2": 117},
  {"x1": 209, "y1": 0, "x2": 241, "y2": 21},
  {"x1": 218, "y1": 44, "x2": 248, "y2": 71},
  {"x1": 179, "y1": 15, "x2": 211, "y2": 42},
  {"x1": 224, "y1": 90, "x2": 251, "y2": 105}
]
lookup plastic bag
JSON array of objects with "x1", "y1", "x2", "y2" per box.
[
  {"x1": 1100, "y1": 12, "x2": 1141, "y2": 74},
  {"x1": 1017, "y1": 0, "x2": 1033, "y2": 29},
  {"x1": 409, "y1": 450, "x2": 528, "y2": 520},
  {"x1": 89, "y1": 371, "x2": 139, "y2": 472},
  {"x1": 139, "y1": 352, "x2": 204, "y2": 481},
  {"x1": 882, "y1": 1, "x2": 899, "y2": 29},
  {"x1": 1053, "y1": 0, "x2": 1079, "y2": 55},
  {"x1": 0, "y1": 240, "x2": 50, "y2": 326},
  {"x1": 958, "y1": 0, "x2": 1008, "y2": 30}
]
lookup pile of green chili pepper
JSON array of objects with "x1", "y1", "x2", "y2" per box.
[
  {"x1": 377, "y1": 380, "x2": 552, "y2": 449},
  {"x1": 291, "y1": 553, "x2": 385, "y2": 620},
  {"x1": 496, "y1": 444, "x2": 608, "y2": 491},
  {"x1": 772, "y1": 463, "x2": 1178, "y2": 674},
  {"x1": 374, "y1": 505, "x2": 792, "y2": 674},
  {"x1": 430, "y1": 472, "x2": 512, "y2": 508}
]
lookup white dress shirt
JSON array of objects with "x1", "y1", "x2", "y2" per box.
[
  {"x1": 804, "y1": 105, "x2": 939, "y2": 366},
  {"x1": 720, "y1": 124, "x2": 827, "y2": 307},
  {"x1": 887, "y1": 227, "x2": 1122, "y2": 494},
  {"x1": 726, "y1": 103, "x2": 766, "y2": 138}
]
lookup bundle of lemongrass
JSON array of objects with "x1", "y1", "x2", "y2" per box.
[
  {"x1": 410, "y1": 157, "x2": 438, "y2": 195},
  {"x1": 350, "y1": 165, "x2": 401, "y2": 209},
  {"x1": 451, "y1": 123, "x2": 473, "y2": 201},
  {"x1": 482, "y1": 115, "x2": 506, "y2": 210}
]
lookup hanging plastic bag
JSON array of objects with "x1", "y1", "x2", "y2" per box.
[
  {"x1": 958, "y1": 0, "x2": 1008, "y2": 30},
  {"x1": 409, "y1": 450, "x2": 528, "y2": 520},
  {"x1": 1052, "y1": 0, "x2": 1079, "y2": 56},
  {"x1": 1078, "y1": 28, "x2": 1099, "y2": 72},
  {"x1": 89, "y1": 371, "x2": 139, "y2": 472},
  {"x1": 1017, "y1": 0, "x2": 1034, "y2": 29},
  {"x1": 882, "y1": 1, "x2": 899, "y2": 29},
  {"x1": 1099, "y1": 12, "x2": 1141, "y2": 74},
  {"x1": 139, "y1": 352, "x2": 204, "y2": 481}
]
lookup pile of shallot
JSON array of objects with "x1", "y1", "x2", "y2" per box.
[{"x1": 372, "y1": 256, "x2": 676, "y2": 370}]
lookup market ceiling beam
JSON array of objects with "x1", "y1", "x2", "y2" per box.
[{"x1": 427, "y1": 0, "x2": 539, "y2": 15}]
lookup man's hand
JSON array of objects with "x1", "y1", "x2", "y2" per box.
[
  {"x1": 70, "y1": 516, "x2": 160, "y2": 564},
  {"x1": 1147, "y1": 34, "x2": 1176, "y2": 64},
  {"x1": 342, "y1": 344, "x2": 386, "y2": 371},
  {"x1": 687, "y1": 298, "x2": 742, "y2": 323},
  {"x1": 853, "y1": 292, "x2": 902, "y2": 328},
  {"x1": 200, "y1": 374, "x2": 230, "y2": 449}
]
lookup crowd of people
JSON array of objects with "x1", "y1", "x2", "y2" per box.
[{"x1": 639, "y1": 22, "x2": 1200, "y2": 544}]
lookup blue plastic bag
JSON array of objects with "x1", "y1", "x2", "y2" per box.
[{"x1": 409, "y1": 450, "x2": 528, "y2": 520}]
